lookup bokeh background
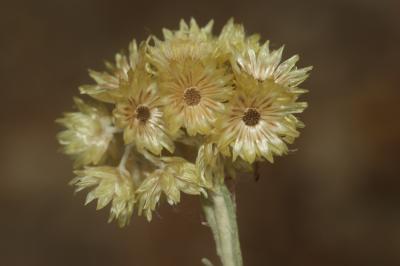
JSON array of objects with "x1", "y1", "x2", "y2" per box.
[{"x1": 1, "y1": 0, "x2": 400, "y2": 265}]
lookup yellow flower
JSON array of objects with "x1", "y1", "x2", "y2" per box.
[
  {"x1": 71, "y1": 166, "x2": 135, "y2": 227},
  {"x1": 159, "y1": 60, "x2": 233, "y2": 136},
  {"x1": 148, "y1": 18, "x2": 215, "y2": 69},
  {"x1": 136, "y1": 157, "x2": 206, "y2": 221},
  {"x1": 56, "y1": 98, "x2": 116, "y2": 168},
  {"x1": 79, "y1": 40, "x2": 140, "y2": 103},
  {"x1": 216, "y1": 18, "x2": 260, "y2": 62},
  {"x1": 113, "y1": 75, "x2": 174, "y2": 155},
  {"x1": 216, "y1": 76, "x2": 307, "y2": 164},
  {"x1": 235, "y1": 41, "x2": 312, "y2": 88},
  {"x1": 147, "y1": 19, "x2": 233, "y2": 136}
]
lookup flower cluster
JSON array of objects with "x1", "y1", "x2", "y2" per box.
[{"x1": 57, "y1": 18, "x2": 311, "y2": 227}]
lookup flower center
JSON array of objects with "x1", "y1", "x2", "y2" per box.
[
  {"x1": 135, "y1": 105, "x2": 150, "y2": 122},
  {"x1": 183, "y1": 87, "x2": 201, "y2": 106},
  {"x1": 242, "y1": 108, "x2": 261, "y2": 126}
]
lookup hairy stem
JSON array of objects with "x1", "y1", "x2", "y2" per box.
[{"x1": 202, "y1": 182, "x2": 243, "y2": 266}]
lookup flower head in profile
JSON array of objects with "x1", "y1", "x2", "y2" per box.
[
  {"x1": 216, "y1": 18, "x2": 260, "y2": 62},
  {"x1": 71, "y1": 166, "x2": 135, "y2": 227},
  {"x1": 56, "y1": 98, "x2": 116, "y2": 168},
  {"x1": 136, "y1": 157, "x2": 206, "y2": 221},
  {"x1": 79, "y1": 40, "x2": 140, "y2": 103},
  {"x1": 235, "y1": 41, "x2": 313, "y2": 88},
  {"x1": 216, "y1": 75, "x2": 307, "y2": 164},
  {"x1": 113, "y1": 73, "x2": 174, "y2": 155},
  {"x1": 148, "y1": 19, "x2": 215, "y2": 69}
]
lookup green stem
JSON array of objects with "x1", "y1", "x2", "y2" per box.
[{"x1": 201, "y1": 182, "x2": 243, "y2": 266}]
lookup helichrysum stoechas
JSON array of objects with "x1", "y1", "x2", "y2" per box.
[{"x1": 57, "y1": 18, "x2": 311, "y2": 227}]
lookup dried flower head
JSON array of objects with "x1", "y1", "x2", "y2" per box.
[
  {"x1": 57, "y1": 18, "x2": 311, "y2": 227},
  {"x1": 235, "y1": 41, "x2": 312, "y2": 88},
  {"x1": 148, "y1": 19, "x2": 215, "y2": 68},
  {"x1": 159, "y1": 60, "x2": 233, "y2": 135},
  {"x1": 113, "y1": 77, "x2": 174, "y2": 155},
  {"x1": 217, "y1": 18, "x2": 260, "y2": 62},
  {"x1": 216, "y1": 75, "x2": 307, "y2": 163},
  {"x1": 136, "y1": 157, "x2": 206, "y2": 221},
  {"x1": 79, "y1": 40, "x2": 140, "y2": 103},
  {"x1": 71, "y1": 166, "x2": 135, "y2": 227},
  {"x1": 56, "y1": 98, "x2": 116, "y2": 168}
]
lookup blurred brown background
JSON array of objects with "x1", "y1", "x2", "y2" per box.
[{"x1": 1, "y1": 0, "x2": 400, "y2": 265}]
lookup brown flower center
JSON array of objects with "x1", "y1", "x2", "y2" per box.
[
  {"x1": 183, "y1": 87, "x2": 201, "y2": 106},
  {"x1": 242, "y1": 108, "x2": 261, "y2": 126},
  {"x1": 135, "y1": 105, "x2": 150, "y2": 122}
]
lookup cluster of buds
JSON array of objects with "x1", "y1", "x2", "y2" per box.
[{"x1": 57, "y1": 18, "x2": 311, "y2": 227}]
